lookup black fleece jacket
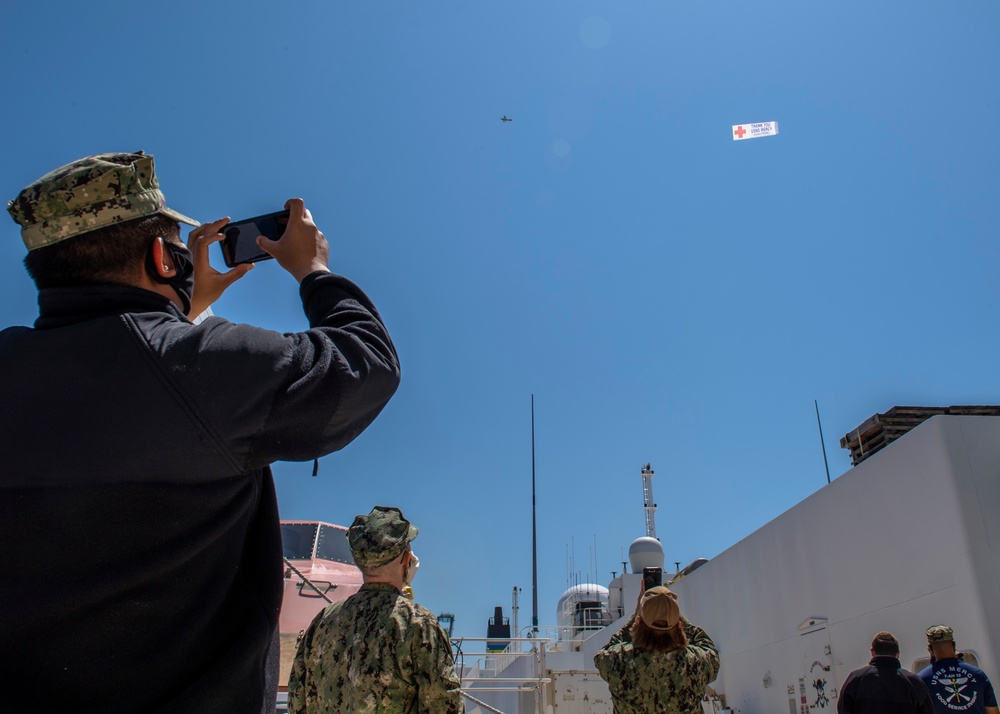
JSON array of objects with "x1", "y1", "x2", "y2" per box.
[
  {"x1": 0, "y1": 271, "x2": 399, "y2": 713},
  {"x1": 838, "y1": 655, "x2": 934, "y2": 714}
]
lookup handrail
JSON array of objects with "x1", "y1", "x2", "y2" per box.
[
  {"x1": 283, "y1": 557, "x2": 336, "y2": 604},
  {"x1": 460, "y1": 690, "x2": 507, "y2": 713},
  {"x1": 451, "y1": 637, "x2": 550, "y2": 714}
]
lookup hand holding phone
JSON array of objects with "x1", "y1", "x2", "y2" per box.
[
  {"x1": 220, "y1": 210, "x2": 290, "y2": 267},
  {"x1": 186, "y1": 217, "x2": 256, "y2": 317},
  {"x1": 255, "y1": 198, "x2": 330, "y2": 283},
  {"x1": 642, "y1": 567, "x2": 663, "y2": 591}
]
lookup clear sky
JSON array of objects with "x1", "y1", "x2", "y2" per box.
[{"x1": 2, "y1": 0, "x2": 998, "y2": 640}]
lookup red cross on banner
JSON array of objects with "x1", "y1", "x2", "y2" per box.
[{"x1": 732, "y1": 121, "x2": 779, "y2": 141}]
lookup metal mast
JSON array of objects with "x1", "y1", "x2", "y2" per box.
[
  {"x1": 531, "y1": 395, "x2": 539, "y2": 635},
  {"x1": 512, "y1": 586, "x2": 521, "y2": 643},
  {"x1": 814, "y1": 400, "x2": 831, "y2": 484},
  {"x1": 641, "y1": 463, "x2": 657, "y2": 540}
]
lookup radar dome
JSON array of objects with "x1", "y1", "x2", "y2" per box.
[
  {"x1": 555, "y1": 584, "x2": 611, "y2": 642},
  {"x1": 628, "y1": 537, "x2": 664, "y2": 572}
]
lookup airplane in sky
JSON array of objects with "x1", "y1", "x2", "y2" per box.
[{"x1": 501, "y1": 115, "x2": 512, "y2": 123}]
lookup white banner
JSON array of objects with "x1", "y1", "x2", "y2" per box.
[{"x1": 732, "y1": 121, "x2": 779, "y2": 141}]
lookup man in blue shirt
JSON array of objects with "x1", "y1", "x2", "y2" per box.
[{"x1": 918, "y1": 625, "x2": 999, "y2": 714}]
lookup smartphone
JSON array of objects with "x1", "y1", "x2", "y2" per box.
[
  {"x1": 642, "y1": 567, "x2": 663, "y2": 590},
  {"x1": 220, "y1": 209, "x2": 290, "y2": 267}
]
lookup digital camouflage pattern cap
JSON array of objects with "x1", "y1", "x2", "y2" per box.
[
  {"x1": 926, "y1": 625, "x2": 954, "y2": 643},
  {"x1": 7, "y1": 151, "x2": 199, "y2": 251},
  {"x1": 348, "y1": 506, "x2": 419, "y2": 569}
]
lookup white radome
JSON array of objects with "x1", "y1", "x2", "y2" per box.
[{"x1": 628, "y1": 536, "x2": 664, "y2": 573}]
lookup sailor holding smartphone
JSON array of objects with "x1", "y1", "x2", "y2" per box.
[
  {"x1": 595, "y1": 572, "x2": 720, "y2": 714},
  {"x1": 186, "y1": 205, "x2": 320, "y2": 318},
  {"x1": 3, "y1": 151, "x2": 400, "y2": 714}
]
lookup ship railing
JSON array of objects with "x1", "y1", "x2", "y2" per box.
[
  {"x1": 511, "y1": 622, "x2": 608, "y2": 651},
  {"x1": 451, "y1": 636, "x2": 550, "y2": 714},
  {"x1": 513, "y1": 626, "x2": 559, "y2": 649},
  {"x1": 509, "y1": 624, "x2": 601, "y2": 648}
]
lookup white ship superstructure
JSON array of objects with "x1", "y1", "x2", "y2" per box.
[{"x1": 457, "y1": 409, "x2": 1000, "y2": 714}]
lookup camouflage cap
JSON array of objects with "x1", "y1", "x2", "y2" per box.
[
  {"x1": 639, "y1": 586, "x2": 681, "y2": 632},
  {"x1": 348, "y1": 506, "x2": 418, "y2": 569},
  {"x1": 926, "y1": 625, "x2": 955, "y2": 643},
  {"x1": 7, "y1": 151, "x2": 199, "y2": 251}
]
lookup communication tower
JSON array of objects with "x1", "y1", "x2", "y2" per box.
[{"x1": 641, "y1": 463, "x2": 657, "y2": 540}]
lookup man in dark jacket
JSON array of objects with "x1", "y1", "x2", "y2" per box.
[
  {"x1": 838, "y1": 631, "x2": 933, "y2": 714},
  {"x1": 1, "y1": 152, "x2": 401, "y2": 713}
]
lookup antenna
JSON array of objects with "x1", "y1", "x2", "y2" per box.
[
  {"x1": 570, "y1": 536, "x2": 575, "y2": 588},
  {"x1": 591, "y1": 533, "x2": 598, "y2": 583},
  {"x1": 531, "y1": 395, "x2": 539, "y2": 636},
  {"x1": 814, "y1": 400, "x2": 831, "y2": 484},
  {"x1": 641, "y1": 463, "x2": 658, "y2": 540}
]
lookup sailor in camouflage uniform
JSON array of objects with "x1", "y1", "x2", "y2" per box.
[
  {"x1": 288, "y1": 506, "x2": 464, "y2": 713},
  {"x1": 595, "y1": 584, "x2": 719, "y2": 714}
]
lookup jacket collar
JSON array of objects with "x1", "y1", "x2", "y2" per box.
[
  {"x1": 870, "y1": 655, "x2": 901, "y2": 668},
  {"x1": 360, "y1": 582, "x2": 402, "y2": 594},
  {"x1": 35, "y1": 283, "x2": 187, "y2": 330}
]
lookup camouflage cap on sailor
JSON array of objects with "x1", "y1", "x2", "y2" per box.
[
  {"x1": 348, "y1": 506, "x2": 419, "y2": 569},
  {"x1": 7, "y1": 151, "x2": 199, "y2": 251},
  {"x1": 926, "y1": 625, "x2": 955, "y2": 643}
]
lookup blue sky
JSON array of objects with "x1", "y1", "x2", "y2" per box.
[{"x1": 2, "y1": 0, "x2": 998, "y2": 640}]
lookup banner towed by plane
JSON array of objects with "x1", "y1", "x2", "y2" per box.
[{"x1": 732, "y1": 121, "x2": 779, "y2": 141}]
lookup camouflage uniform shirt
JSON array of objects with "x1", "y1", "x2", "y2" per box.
[
  {"x1": 288, "y1": 582, "x2": 464, "y2": 713},
  {"x1": 594, "y1": 615, "x2": 720, "y2": 714}
]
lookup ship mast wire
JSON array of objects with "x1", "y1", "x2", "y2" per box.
[
  {"x1": 814, "y1": 400, "x2": 831, "y2": 484},
  {"x1": 531, "y1": 394, "x2": 539, "y2": 636}
]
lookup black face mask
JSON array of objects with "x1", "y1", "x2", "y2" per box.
[{"x1": 146, "y1": 241, "x2": 195, "y2": 315}]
